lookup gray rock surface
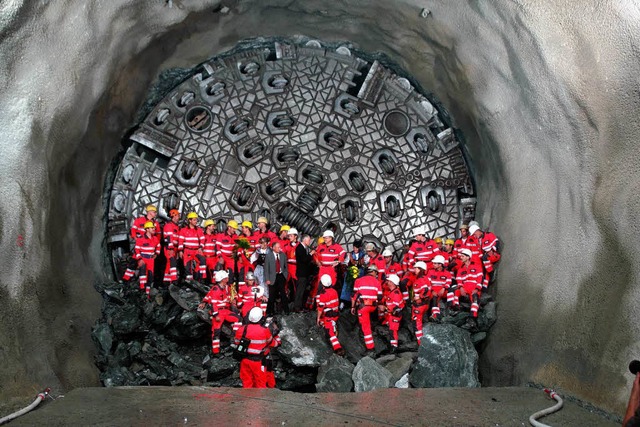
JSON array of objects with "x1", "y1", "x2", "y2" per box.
[
  {"x1": 0, "y1": 0, "x2": 637, "y2": 413},
  {"x1": 277, "y1": 313, "x2": 333, "y2": 367},
  {"x1": 383, "y1": 356, "x2": 414, "y2": 385},
  {"x1": 477, "y1": 302, "x2": 497, "y2": 332},
  {"x1": 410, "y1": 324, "x2": 480, "y2": 388},
  {"x1": 316, "y1": 354, "x2": 355, "y2": 393},
  {"x1": 352, "y1": 357, "x2": 393, "y2": 392}
]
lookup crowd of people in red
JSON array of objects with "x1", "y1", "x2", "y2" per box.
[{"x1": 122, "y1": 204, "x2": 501, "y2": 387}]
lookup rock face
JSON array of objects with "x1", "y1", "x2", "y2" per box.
[
  {"x1": 316, "y1": 355, "x2": 355, "y2": 393},
  {"x1": 410, "y1": 324, "x2": 480, "y2": 388},
  {"x1": 352, "y1": 357, "x2": 393, "y2": 392}
]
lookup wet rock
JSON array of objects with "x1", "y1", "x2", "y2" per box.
[
  {"x1": 336, "y1": 312, "x2": 367, "y2": 363},
  {"x1": 100, "y1": 366, "x2": 134, "y2": 387},
  {"x1": 477, "y1": 301, "x2": 497, "y2": 331},
  {"x1": 109, "y1": 304, "x2": 142, "y2": 336},
  {"x1": 397, "y1": 327, "x2": 419, "y2": 352},
  {"x1": 165, "y1": 311, "x2": 209, "y2": 341},
  {"x1": 471, "y1": 331, "x2": 487, "y2": 344},
  {"x1": 395, "y1": 373, "x2": 410, "y2": 388},
  {"x1": 352, "y1": 356, "x2": 393, "y2": 392},
  {"x1": 203, "y1": 354, "x2": 238, "y2": 380},
  {"x1": 278, "y1": 366, "x2": 318, "y2": 391},
  {"x1": 112, "y1": 342, "x2": 131, "y2": 367},
  {"x1": 316, "y1": 354, "x2": 355, "y2": 393},
  {"x1": 148, "y1": 299, "x2": 182, "y2": 328},
  {"x1": 277, "y1": 312, "x2": 333, "y2": 367},
  {"x1": 409, "y1": 323, "x2": 480, "y2": 388},
  {"x1": 382, "y1": 356, "x2": 413, "y2": 385},
  {"x1": 442, "y1": 310, "x2": 471, "y2": 327},
  {"x1": 91, "y1": 322, "x2": 113, "y2": 355},
  {"x1": 169, "y1": 284, "x2": 202, "y2": 311}
]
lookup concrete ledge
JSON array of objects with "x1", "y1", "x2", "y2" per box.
[{"x1": 8, "y1": 386, "x2": 618, "y2": 426}]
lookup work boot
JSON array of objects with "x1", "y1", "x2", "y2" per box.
[{"x1": 336, "y1": 348, "x2": 346, "y2": 357}]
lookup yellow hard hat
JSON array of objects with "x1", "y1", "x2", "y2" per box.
[
  {"x1": 242, "y1": 220, "x2": 253, "y2": 228},
  {"x1": 257, "y1": 216, "x2": 268, "y2": 224},
  {"x1": 204, "y1": 219, "x2": 215, "y2": 227},
  {"x1": 445, "y1": 238, "x2": 455, "y2": 245},
  {"x1": 435, "y1": 237, "x2": 443, "y2": 244},
  {"x1": 228, "y1": 219, "x2": 239, "y2": 229},
  {"x1": 187, "y1": 212, "x2": 198, "y2": 219},
  {"x1": 280, "y1": 225, "x2": 291, "y2": 232},
  {"x1": 144, "y1": 221, "x2": 155, "y2": 229},
  {"x1": 318, "y1": 236, "x2": 325, "y2": 245},
  {"x1": 146, "y1": 204, "x2": 157, "y2": 212}
]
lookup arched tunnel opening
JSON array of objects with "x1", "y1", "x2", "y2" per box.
[
  {"x1": 0, "y1": 0, "x2": 638, "y2": 422},
  {"x1": 98, "y1": 38, "x2": 482, "y2": 393}
]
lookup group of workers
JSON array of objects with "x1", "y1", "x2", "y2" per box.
[{"x1": 122, "y1": 204, "x2": 500, "y2": 387}]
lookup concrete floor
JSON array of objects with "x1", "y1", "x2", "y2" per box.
[{"x1": 4, "y1": 386, "x2": 618, "y2": 426}]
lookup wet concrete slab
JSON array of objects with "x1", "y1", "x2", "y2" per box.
[{"x1": 8, "y1": 386, "x2": 618, "y2": 426}]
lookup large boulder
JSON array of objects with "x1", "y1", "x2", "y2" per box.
[
  {"x1": 336, "y1": 313, "x2": 367, "y2": 363},
  {"x1": 91, "y1": 322, "x2": 114, "y2": 355},
  {"x1": 352, "y1": 356, "x2": 393, "y2": 392},
  {"x1": 316, "y1": 354, "x2": 355, "y2": 392},
  {"x1": 409, "y1": 323, "x2": 480, "y2": 388},
  {"x1": 165, "y1": 311, "x2": 209, "y2": 341},
  {"x1": 109, "y1": 304, "x2": 142, "y2": 336},
  {"x1": 277, "y1": 312, "x2": 333, "y2": 367}
]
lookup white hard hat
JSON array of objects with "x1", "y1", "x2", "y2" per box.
[
  {"x1": 413, "y1": 226, "x2": 425, "y2": 236},
  {"x1": 469, "y1": 224, "x2": 481, "y2": 235},
  {"x1": 322, "y1": 230, "x2": 334, "y2": 238},
  {"x1": 251, "y1": 286, "x2": 264, "y2": 299},
  {"x1": 387, "y1": 274, "x2": 400, "y2": 286},
  {"x1": 245, "y1": 271, "x2": 255, "y2": 281},
  {"x1": 288, "y1": 228, "x2": 298, "y2": 235},
  {"x1": 414, "y1": 261, "x2": 427, "y2": 270},
  {"x1": 320, "y1": 274, "x2": 333, "y2": 287},
  {"x1": 469, "y1": 220, "x2": 480, "y2": 229},
  {"x1": 432, "y1": 255, "x2": 446, "y2": 265},
  {"x1": 248, "y1": 306, "x2": 263, "y2": 323},
  {"x1": 214, "y1": 270, "x2": 229, "y2": 282},
  {"x1": 382, "y1": 249, "x2": 393, "y2": 257},
  {"x1": 459, "y1": 248, "x2": 473, "y2": 258},
  {"x1": 367, "y1": 264, "x2": 379, "y2": 273},
  {"x1": 364, "y1": 242, "x2": 376, "y2": 251}
]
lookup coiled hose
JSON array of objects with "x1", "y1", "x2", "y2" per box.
[
  {"x1": 529, "y1": 388, "x2": 563, "y2": 427},
  {"x1": 0, "y1": 388, "x2": 50, "y2": 425}
]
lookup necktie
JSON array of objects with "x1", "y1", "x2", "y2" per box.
[{"x1": 275, "y1": 256, "x2": 281, "y2": 273}]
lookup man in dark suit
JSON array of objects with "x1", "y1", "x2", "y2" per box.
[
  {"x1": 264, "y1": 241, "x2": 289, "y2": 315},
  {"x1": 293, "y1": 234, "x2": 316, "y2": 312}
]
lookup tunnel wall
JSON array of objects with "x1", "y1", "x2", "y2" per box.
[{"x1": 0, "y1": 0, "x2": 638, "y2": 413}]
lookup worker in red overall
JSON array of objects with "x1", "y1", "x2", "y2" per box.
[
  {"x1": 236, "y1": 272, "x2": 267, "y2": 319},
  {"x1": 277, "y1": 225, "x2": 291, "y2": 249},
  {"x1": 123, "y1": 204, "x2": 161, "y2": 283},
  {"x1": 454, "y1": 224, "x2": 470, "y2": 257},
  {"x1": 351, "y1": 265, "x2": 382, "y2": 351},
  {"x1": 311, "y1": 230, "x2": 345, "y2": 308},
  {"x1": 285, "y1": 227, "x2": 299, "y2": 297},
  {"x1": 316, "y1": 274, "x2": 345, "y2": 355},
  {"x1": 234, "y1": 307, "x2": 277, "y2": 388},
  {"x1": 178, "y1": 212, "x2": 206, "y2": 283},
  {"x1": 453, "y1": 248, "x2": 484, "y2": 317},
  {"x1": 425, "y1": 255, "x2": 452, "y2": 320},
  {"x1": 365, "y1": 243, "x2": 386, "y2": 281},
  {"x1": 132, "y1": 221, "x2": 161, "y2": 299},
  {"x1": 161, "y1": 209, "x2": 180, "y2": 286},
  {"x1": 202, "y1": 219, "x2": 218, "y2": 283},
  {"x1": 410, "y1": 261, "x2": 430, "y2": 344},
  {"x1": 379, "y1": 274, "x2": 404, "y2": 351},
  {"x1": 200, "y1": 270, "x2": 242, "y2": 356},
  {"x1": 406, "y1": 226, "x2": 440, "y2": 269},
  {"x1": 216, "y1": 219, "x2": 239, "y2": 275},
  {"x1": 256, "y1": 217, "x2": 278, "y2": 244},
  {"x1": 382, "y1": 249, "x2": 403, "y2": 278}
]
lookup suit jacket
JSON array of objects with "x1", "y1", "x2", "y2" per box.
[
  {"x1": 295, "y1": 243, "x2": 314, "y2": 278},
  {"x1": 264, "y1": 249, "x2": 288, "y2": 284}
]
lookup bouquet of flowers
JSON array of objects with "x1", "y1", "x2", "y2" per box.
[{"x1": 342, "y1": 265, "x2": 360, "y2": 297}]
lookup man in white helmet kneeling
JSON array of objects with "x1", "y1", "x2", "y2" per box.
[{"x1": 233, "y1": 307, "x2": 278, "y2": 388}]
